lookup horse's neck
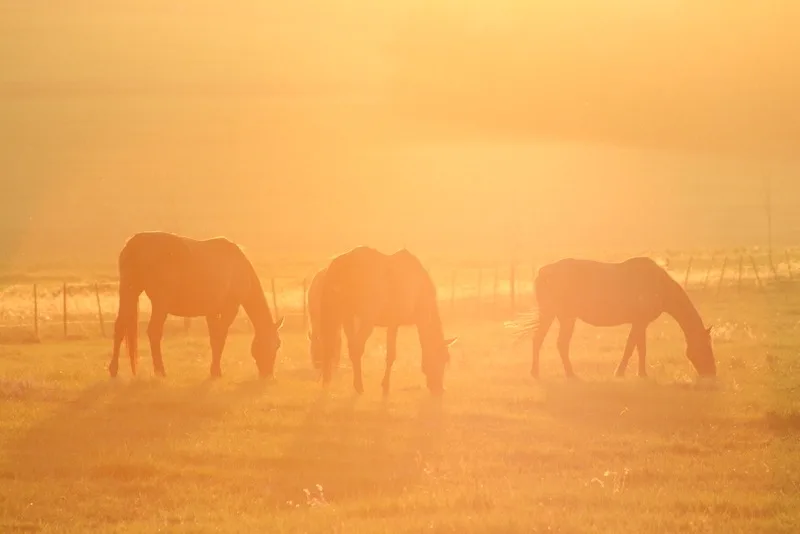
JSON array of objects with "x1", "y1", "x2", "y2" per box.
[
  {"x1": 663, "y1": 280, "x2": 704, "y2": 340},
  {"x1": 242, "y1": 282, "x2": 274, "y2": 333},
  {"x1": 416, "y1": 307, "x2": 444, "y2": 348}
]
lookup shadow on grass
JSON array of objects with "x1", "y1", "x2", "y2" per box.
[
  {"x1": 240, "y1": 388, "x2": 448, "y2": 509},
  {"x1": 3, "y1": 377, "x2": 267, "y2": 478},
  {"x1": 528, "y1": 378, "x2": 726, "y2": 434},
  {"x1": 759, "y1": 410, "x2": 800, "y2": 436}
]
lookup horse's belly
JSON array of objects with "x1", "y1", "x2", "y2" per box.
[{"x1": 145, "y1": 284, "x2": 226, "y2": 317}]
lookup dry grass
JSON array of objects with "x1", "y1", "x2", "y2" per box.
[{"x1": 1, "y1": 279, "x2": 799, "y2": 533}]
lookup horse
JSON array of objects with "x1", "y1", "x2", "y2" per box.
[
  {"x1": 317, "y1": 246, "x2": 457, "y2": 395},
  {"x1": 306, "y1": 265, "x2": 339, "y2": 370},
  {"x1": 109, "y1": 231, "x2": 284, "y2": 379},
  {"x1": 517, "y1": 257, "x2": 716, "y2": 379}
]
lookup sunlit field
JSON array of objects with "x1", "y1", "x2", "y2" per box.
[
  {"x1": 3, "y1": 3, "x2": 799, "y2": 532},
  {"x1": 1, "y1": 259, "x2": 799, "y2": 533}
]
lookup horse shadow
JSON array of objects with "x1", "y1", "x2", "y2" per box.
[
  {"x1": 525, "y1": 378, "x2": 727, "y2": 435},
  {"x1": 246, "y1": 386, "x2": 448, "y2": 509},
  {"x1": 3, "y1": 376, "x2": 268, "y2": 487}
]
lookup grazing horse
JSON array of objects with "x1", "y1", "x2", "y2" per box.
[
  {"x1": 318, "y1": 246, "x2": 457, "y2": 395},
  {"x1": 109, "y1": 231, "x2": 284, "y2": 379},
  {"x1": 520, "y1": 257, "x2": 716, "y2": 379}
]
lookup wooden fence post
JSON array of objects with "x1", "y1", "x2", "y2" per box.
[
  {"x1": 509, "y1": 262, "x2": 516, "y2": 314},
  {"x1": 476, "y1": 268, "x2": 483, "y2": 315},
  {"x1": 737, "y1": 255, "x2": 744, "y2": 291},
  {"x1": 492, "y1": 265, "x2": 499, "y2": 311},
  {"x1": 450, "y1": 269, "x2": 457, "y2": 312},
  {"x1": 302, "y1": 277, "x2": 308, "y2": 331},
  {"x1": 750, "y1": 255, "x2": 762, "y2": 288},
  {"x1": 62, "y1": 282, "x2": 68, "y2": 337},
  {"x1": 769, "y1": 257, "x2": 779, "y2": 281},
  {"x1": 683, "y1": 256, "x2": 693, "y2": 289},
  {"x1": 716, "y1": 257, "x2": 728, "y2": 294},
  {"x1": 702, "y1": 257, "x2": 714, "y2": 290},
  {"x1": 95, "y1": 283, "x2": 106, "y2": 337},
  {"x1": 33, "y1": 283, "x2": 39, "y2": 340}
]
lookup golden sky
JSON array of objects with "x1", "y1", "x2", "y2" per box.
[{"x1": 1, "y1": 1, "x2": 798, "y2": 266}]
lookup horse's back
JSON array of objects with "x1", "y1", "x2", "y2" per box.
[
  {"x1": 323, "y1": 246, "x2": 434, "y2": 325},
  {"x1": 535, "y1": 257, "x2": 669, "y2": 324},
  {"x1": 119, "y1": 231, "x2": 249, "y2": 315}
]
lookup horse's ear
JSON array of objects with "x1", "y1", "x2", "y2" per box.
[
  {"x1": 275, "y1": 316, "x2": 285, "y2": 330},
  {"x1": 444, "y1": 336, "x2": 458, "y2": 347}
]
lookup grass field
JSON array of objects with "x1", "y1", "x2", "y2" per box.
[{"x1": 1, "y1": 271, "x2": 800, "y2": 533}]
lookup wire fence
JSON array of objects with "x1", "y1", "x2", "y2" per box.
[{"x1": 0, "y1": 249, "x2": 796, "y2": 343}]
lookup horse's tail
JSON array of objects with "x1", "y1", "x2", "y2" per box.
[
  {"x1": 504, "y1": 265, "x2": 547, "y2": 344},
  {"x1": 306, "y1": 267, "x2": 328, "y2": 369},
  {"x1": 318, "y1": 267, "x2": 343, "y2": 383},
  {"x1": 113, "y1": 246, "x2": 140, "y2": 375}
]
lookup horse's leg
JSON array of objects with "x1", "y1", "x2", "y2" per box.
[
  {"x1": 381, "y1": 325, "x2": 399, "y2": 395},
  {"x1": 206, "y1": 314, "x2": 223, "y2": 378},
  {"x1": 636, "y1": 326, "x2": 648, "y2": 378},
  {"x1": 531, "y1": 313, "x2": 554, "y2": 378},
  {"x1": 111, "y1": 285, "x2": 138, "y2": 377},
  {"x1": 207, "y1": 304, "x2": 239, "y2": 378},
  {"x1": 556, "y1": 316, "x2": 577, "y2": 378},
  {"x1": 148, "y1": 306, "x2": 168, "y2": 377},
  {"x1": 344, "y1": 317, "x2": 371, "y2": 394},
  {"x1": 614, "y1": 324, "x2": 640, "y2": 377}
]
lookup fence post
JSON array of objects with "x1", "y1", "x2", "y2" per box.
[
  {"x1": 750, "y1": 255, "x2": 762, "y2": 288},
  {"x1": 509, "y1": 262, "x2": 516, "y2": 314},
  {"x1": 492, "y1": 264, "x2": 499, "y2": 312},
  {"x1": 737, "y1": 255, "x2": 744, "y2": 291},
  {"x1": 95, "y1": 283, "x2": 106, "y2": 337},
  {"x1": 33, "y1": 283, "x2": 39, "y2": 340},
  {"x1": 683, "y1": 256, "x2": 693, "y2": 289},
  {"x1": 302, "y1": 277, "x2": 308, "y2": 331},
  {"x1": 476, "y1": 267, "x2": 483, "y2": 315},
  {"x1": 787, "y1": 250, "x2": 793, "y2": 280},
  {"x1": 62, "y1": 282, "x2": 68, "y2": 337},
  {"x1": 702, "y1": 257, "x2": 714, "y2": 290},
  {"x1": 271, "y1": 277, "x2": 279, "y2": 317},
  {"x1": 450, "y1": 269, "x2": 457, "y2": 312},
  {"x1": 716, "y1": 257, "x2": 728, "y2": 294}
]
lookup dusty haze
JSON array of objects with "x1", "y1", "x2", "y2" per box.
[{"x1": 1, "y1": 1, "x2": 798, "y2": 267}]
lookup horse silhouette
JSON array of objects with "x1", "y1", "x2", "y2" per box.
[
  {"x1": 518, "y1": 257, "x2": 716, "y2": 379},
  {"x1": 317, "y1": 246, "x2": 457, "y2": 395},
  {"x1": 109, "y1": 231, "x2": 284, "y2": 379}
]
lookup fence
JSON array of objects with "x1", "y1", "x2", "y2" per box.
[{"x1": 0, "y1": 250, "x2": 797, "y2": 343}]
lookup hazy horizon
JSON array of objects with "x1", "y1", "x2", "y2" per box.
[{"x1": 2, "y1": 1, "x2": 799, "y2": 267}]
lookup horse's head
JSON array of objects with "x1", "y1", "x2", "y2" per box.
[
  {"x1": 687, "y1": 326, "x2": 716, "y2": 378},
  {"x1": 252, "y1": 316, "x2": 285, "y2": 378},
  {"x1": 422, "y1": 336, "x2": 458, "y2": 395}
]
